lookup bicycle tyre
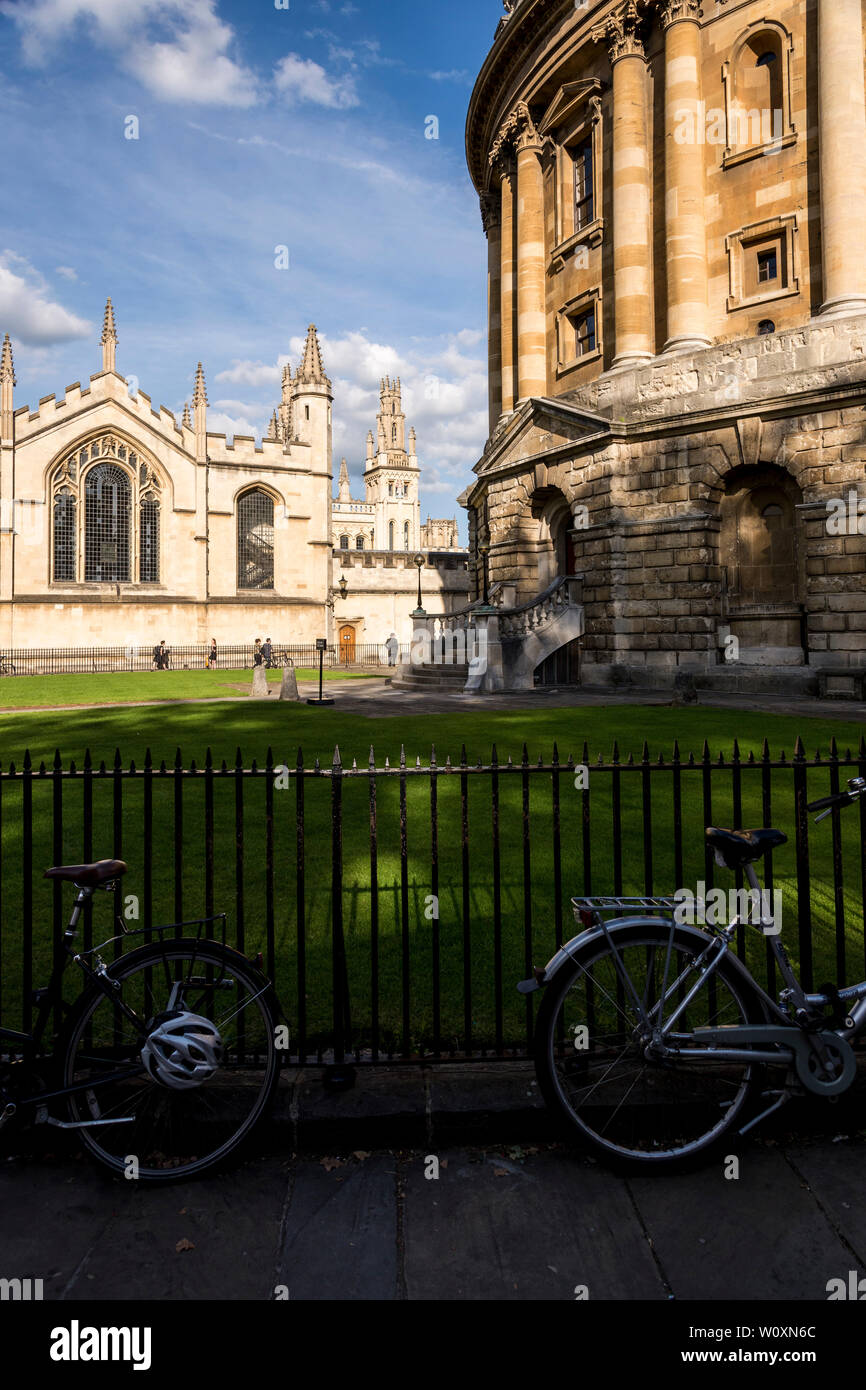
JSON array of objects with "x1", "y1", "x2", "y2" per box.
[
  {"x1": 60, "y1": 939, "x2": 281, "y2": 1182},
  {"x1": 534, "y1": 921, "x2": 768, "y2": 1171}
]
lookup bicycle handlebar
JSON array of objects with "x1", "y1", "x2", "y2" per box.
[{"x1": 807, "y1": 778, "x2": 866, "y2": 822}]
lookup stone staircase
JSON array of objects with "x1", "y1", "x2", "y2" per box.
[{"x1": 390, "y1": 575, "x2": 585, "y2": 695}]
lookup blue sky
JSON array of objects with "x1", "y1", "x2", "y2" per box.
[{"x1": 0, "y1": 0, "x2": 504, "y2": 531}]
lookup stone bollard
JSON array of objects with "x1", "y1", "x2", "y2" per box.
[
  {"x1": 673, "y1": 668, "x2": 699, "y2": 705},
  {"x1": 251, "y1": 665, "x2": 269, "y2": 698},
  {"x1": 279, "y1": 664, "x2": 300, "y2": 701}
]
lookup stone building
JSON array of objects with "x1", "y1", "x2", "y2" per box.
[
  {"x1": 330, "y1": 377, "x2": 470, "y2": 659},
  {"x1": 0, "y1": 303, "x2": 469, "y2": 657},
  {"x1": 455, "y1": 0, "x2": 866, "y2": 694}
]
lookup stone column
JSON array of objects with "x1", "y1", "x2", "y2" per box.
[
  {"x1": 593, "y1": 6, "x2": 654, "y2": 367},
  {"x1": 515, "y1": 112, "x2": 548, "y2": 401},
  {"x1": 481, "y1": 191, "x2": 503, "y2": 431},
  {"x1": 497, "y1": 158, "x2": 517, "y2": 415},
  {"x1": 818, "y1": 0, "x2": 866, "y2": 317},
  {"x1": 659, "y1": 0, "x2": 710, "y2": 354}
]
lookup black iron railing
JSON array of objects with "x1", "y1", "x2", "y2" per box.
[
  {"x1": 0, "y1": 737, "x2": 864, "y2": 1063},
  {"x1": 0, "y1": 643, "x2": 404, "y2": 677}
]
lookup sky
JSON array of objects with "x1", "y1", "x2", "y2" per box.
[{"x1": 0, "y1": 0, "x2": 506, "y2": 534}]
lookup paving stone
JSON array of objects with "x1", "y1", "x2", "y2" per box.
[
  {"x1": 276, "y1": 1155, "x2": 398, "y2": 1300},
  {"x1": 629, "y1": 1144, "x2": 853, "y2": 1302},
  {"x1": 402, "y1": 1147, "x2": 664, "y2": 1301}
]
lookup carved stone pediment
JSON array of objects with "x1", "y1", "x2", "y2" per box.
[
  {"x1": 477, "y1": 397, "x2": 610, "y2": 476},
  {"x1": 538, "y1": 79, "x2": 605, "y2": 137}
]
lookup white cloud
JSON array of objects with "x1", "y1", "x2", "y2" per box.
[
  {"x1": 55, "y1": 266, "x2": 78, "y2": 281},
  {"x1": 273, "y1": 53, "x2": 359, "y2": 109},
  {"x1": 216, "y1": 358, "x2": 288, "y2": 388},
  {"x1": 2, "y1": 0, "x2": 259, "y2": 107},
  {"x1": 0, "y1": 252, "x2": 92, "y2": 345}
]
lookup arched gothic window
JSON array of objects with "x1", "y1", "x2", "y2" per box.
[
  {"x1": 388, "y1": 520, "x2": 395, "y2": 550},
  {"x1": 404, "y1": 521, "x2": 410, "y2": 551},
  {"x1": 237, "y1": 488, "x2": 275, "y2": 590},
  {"x1": 50, "y1": 434, "x2": 162, "y2": 585},
  {"x1": 355, "y1": 535, "x2": 365, "y2": 551}
]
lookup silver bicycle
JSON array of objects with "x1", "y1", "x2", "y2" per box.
[{"x1": 523, "y1": 776, "x2": 866, "y2": 1169}]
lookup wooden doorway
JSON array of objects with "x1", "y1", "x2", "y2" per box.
[{"x1": 339, "y1": 625, "x2": 356, "y2": 664}]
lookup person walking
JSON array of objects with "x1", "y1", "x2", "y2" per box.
[
  {"x1": 207, "y1": 638, "x2": 217, "y2": 670},
  {"x1": 154, "y1": 640, "x2": 169, "y2": 671},
  {"x1": 262, "y1": 636, "x2": 274, "y2": 669},
  {"x1": 253, "y1": 638, "x2": 263, "y2": 667},
  {"x1": 386, "y1": 632, "x2": 399, "y2": 666}
]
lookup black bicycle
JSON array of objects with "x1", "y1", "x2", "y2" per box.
[{"x1": 0, "y1": 861, "x2": 282, "y2": 1182}]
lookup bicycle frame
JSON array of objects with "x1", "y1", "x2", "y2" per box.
[{"x1": 0, "y1": 882, "x2": 228, "y2": 1117}]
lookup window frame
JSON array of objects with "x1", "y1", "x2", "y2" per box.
[
  {"x1": 722, "y1": 21, "x2": 797, "y2": 170},
  {"x1": 555, "y1": 289, "x2": 603, "y2": 376},
  {"x1": 237, "y1": 486, "x2": 277, "y2": 592},
  {"x1": 49, "y1": 433, "x2": 162, "y2": 587},
  {"x1": 726, "y1": 215, "x2": 799, "y2": 314},
  {"x1": 538, "y1": 80, "x2": 605, "y2": 268}
]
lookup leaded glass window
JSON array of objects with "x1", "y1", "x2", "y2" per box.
[
  {"x1": 238, "y1": 489, "x2": 275, "y2": 590},
  {"x1": 53, "y1": 488, "x2": 76, "y2": 582},
  {"x1": 85, "y1": 463, "x2": 131, "y2": 582},
  {"x1": 140, "y1": 497, "x2": 160, "y2": 582}
]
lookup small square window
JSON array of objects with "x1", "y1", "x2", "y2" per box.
[{"x1": 757, "y1": 249, "x2": 778, "y2": 283}]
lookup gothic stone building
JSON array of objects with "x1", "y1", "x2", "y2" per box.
[
  {"x1": 330, "y1": 377, "x2": 469, "y2": 658},
  {"x1": 0, "y1": 308, "x2": 467, "y2": 655},
  {"x1": 462, "y1": 0, "x2": 866, "y2": 694}
]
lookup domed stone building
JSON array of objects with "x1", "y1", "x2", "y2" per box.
[{"x1": 457, "y1": 0, "x2": 866, "y2": 695}]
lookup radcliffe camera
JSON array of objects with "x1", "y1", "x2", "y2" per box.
[{"x1": 0, "y1": 0, "x2": 865, "y2": 1358}]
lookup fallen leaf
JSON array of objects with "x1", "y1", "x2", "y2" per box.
[
  {"x1": 175, "y1": 1239, "x2": 195, "y2": 1253},
  {"x1": 493, "y1": 1167, "x2": 509, "y2": 1177},
  {"x1": 320, "y1": 1156, "x2": 345, "y2": 1172},
  {"x1": 352, "y1": 1151, "x2": 371, "y2": 1161}
]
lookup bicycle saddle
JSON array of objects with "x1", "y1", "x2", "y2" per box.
[
  {"x1": 705, "y1": 828, "x2": 787, "y2": 868},
  {"x1": 44, "y1": 859, "x2": 128, "y2": 886}
]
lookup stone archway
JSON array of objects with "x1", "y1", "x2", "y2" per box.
[
  {"x1": 719, "y1": 464, "x2": 805, "y2": 664},
  {"x1": 521, "y1": 485, "x2": 575, "y2": 598}
]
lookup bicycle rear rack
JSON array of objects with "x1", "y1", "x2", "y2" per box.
[{"x1": 572, "y1": 895, "x2": 679, "y2": 922}]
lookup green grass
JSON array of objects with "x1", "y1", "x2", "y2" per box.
[
  {"x1": 0, "y1": 692, "x2": 863, "y2": 1056},
  {"x1": 0, "y1": 667, "x2": 379, "y2": 709}
]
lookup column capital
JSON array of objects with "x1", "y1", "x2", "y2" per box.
[
  {"x1": 488, "y1": 102, "x2": 542, "y2": 164},
  {"x1": 591, "y1": 1, "x2": 649, "y2": 65},
  {"x1": 655, "y1": 0, "x2": 702, "y2": 30},
  {"x1": 480, "y1": 191, "x2": 501, "y2": 236}
]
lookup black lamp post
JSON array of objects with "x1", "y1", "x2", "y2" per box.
[{"x1": 413, "y1": 552, "x2": 426, "y2": 615}]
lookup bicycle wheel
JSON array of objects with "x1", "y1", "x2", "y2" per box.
[
  {"x1": 534, "y1": 922, "x2": 766, "y2": 1169},
  {"x1": 61, "y1": 940, "x2": 280, "y2": 1181}
]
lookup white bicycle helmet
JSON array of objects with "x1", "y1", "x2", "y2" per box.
[{"x1": 140, "y1": 1012, "x2": 224, "y2": 1091}]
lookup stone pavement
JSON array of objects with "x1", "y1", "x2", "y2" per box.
[
  {"x1": 2, "y1": 676, "x2": 863, "y2": 721},
  {"x1": 3, "y1": 1063, "x2": 866, "y2": 1302}
]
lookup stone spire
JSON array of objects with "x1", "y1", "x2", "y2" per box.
[
  {"x1": 182, "y1": 401, "x2": 191, "y2": 429},
  {"x1": 269, "y1": 409, "x2": 281, "y2": 442},
  {"x1": 1, "y1": 333, "x2": 14, "y2": 441},
  {"x1": 294, "y1": 324, "x2": 331, "y2": 388},
  {"x1": 337, "y1": 457, "x2": 351, "y2": 502},
  {"x1": 192, "y1": 362, "x2": 207, "y2": 463},
  {"x1": 377, "y1": 375, "x2": 406, "y2": 454},
  {"x1": 409, "y1": 426, "x2": 417, "y2": 457},
  {"x1": 279, "y1": 362, "x2": 293, "y2": 442},
  {"x1": 100, "y1": 297, "x2": 117, "y2": 373},
  {"x1": 366, "y1": 430, "x2": 375, "y2": 464}
]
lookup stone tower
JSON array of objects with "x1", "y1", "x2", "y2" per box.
[{"x1": 363, "y1": 377, "x2": 421, "y2": 551}]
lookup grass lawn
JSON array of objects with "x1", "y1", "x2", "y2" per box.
[
  {"x1": 0, "y1": 685, "x2": 863, "y2": 1056},
  {"x1": 0, "y1": 667, "x2": 378, "y2": 709}
]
